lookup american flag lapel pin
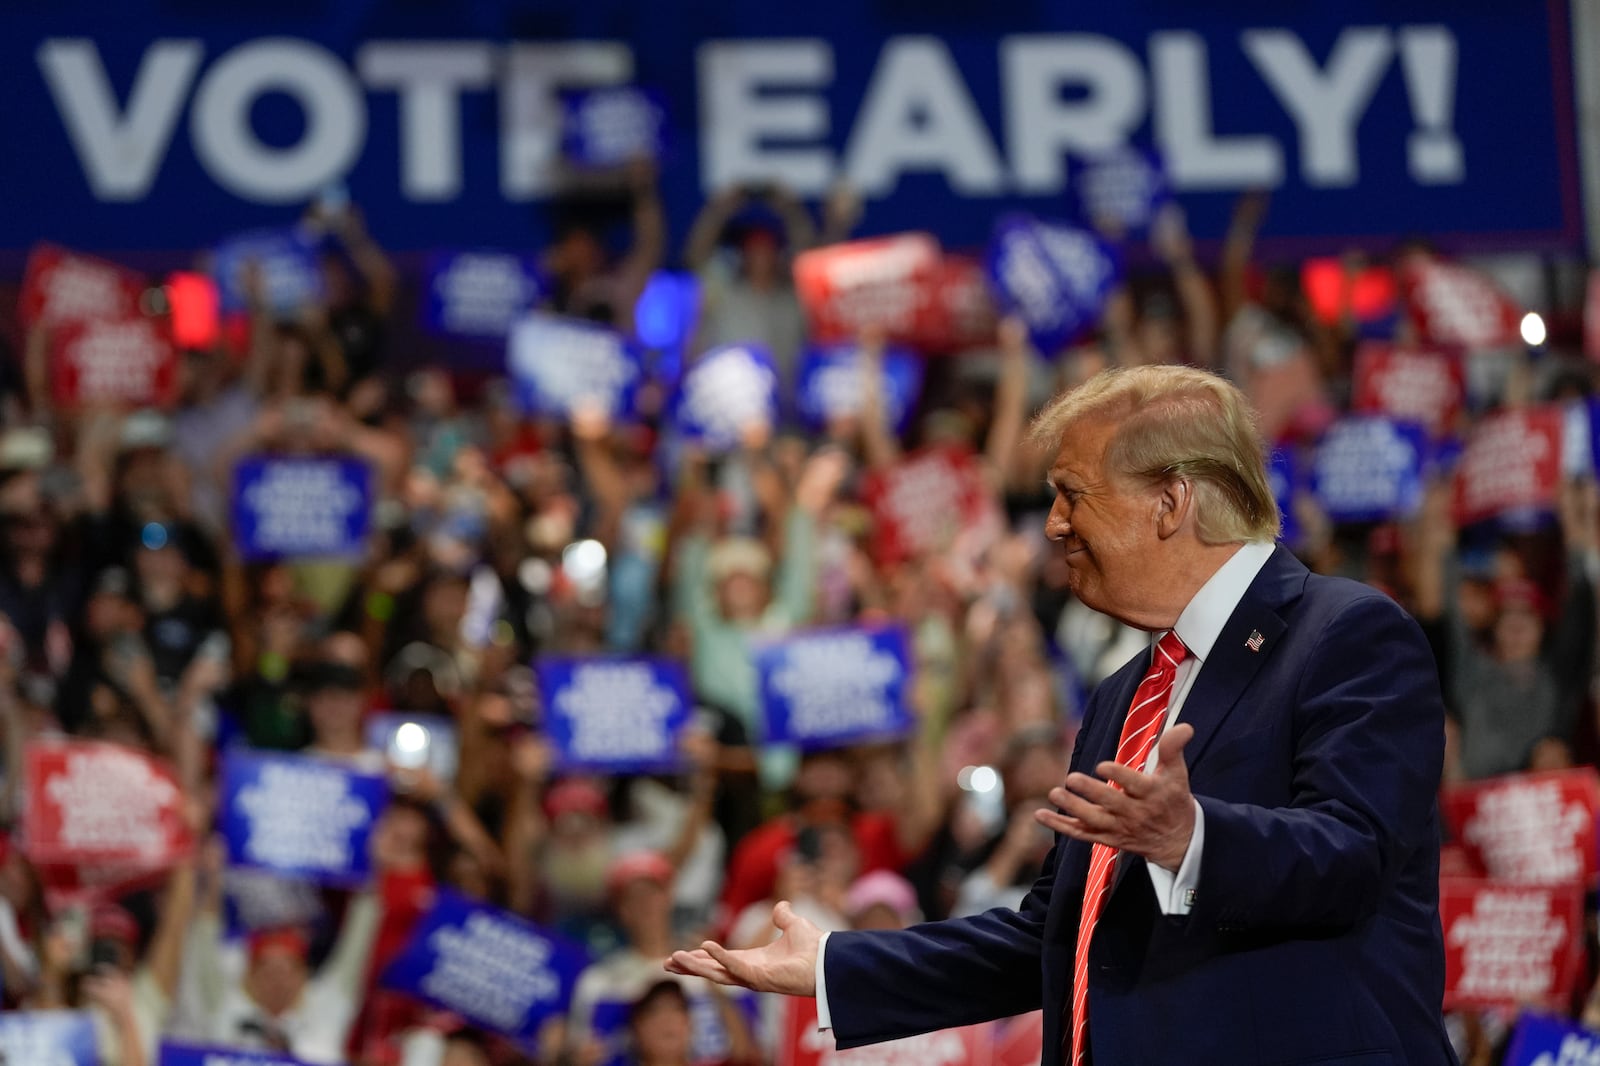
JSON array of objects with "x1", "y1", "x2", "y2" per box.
[{"x1": 1245, "y1": 630, "x2": 1265, "y2": 652}]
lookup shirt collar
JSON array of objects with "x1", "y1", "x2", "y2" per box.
[{"x1": 1167, "y1": 541, "x2": 1277, "y2": 663}]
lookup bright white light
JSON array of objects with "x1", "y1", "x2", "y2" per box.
[
  {"x1": 1521, "y1": 312, "x2": 1547, "y2": 347},
  {"x1": 562, "y1": 539, "x2": 608, "y2": 584},
  {"x1": 969, "y1": 765, "x2": 1000, "y2": 794},
  {"x1": 395, "y1": 722, "x2": 428, "y2": 755}
]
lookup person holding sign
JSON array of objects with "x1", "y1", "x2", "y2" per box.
[{"x1": 669, "y1": 365, "x2": 1453, "y2": 1066}]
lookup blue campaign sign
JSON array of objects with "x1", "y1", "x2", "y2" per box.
[
  {"x1": 756, "y1": 625, "x2": 915, "y2": 749},
  {"x1": 1073, "y1": 145, "x2": 1169, "y2": 234},
  {"x1": 1309, "y1": 416, "x2": 1428, "y2": 523},
  {"x1": 380, "y1": 889, "x2": 589, "y2": 1043},
  {"x1": 3, "y1": 5, "x2": 1577, "y2": 262},
  {"x1": 0, "y1": 1010, "x2": 97, "y2": 1066},
  {"x1": 1503, "y1": 1012, "x2": 1600, "y2": 1066},
  {"x1": 795, "y1": 344, "x2": 925, "y2": 434},
  {"x1": 986, "y1": 215, "x2": 1120, "y2": 355},
  {"x1": 219, "y1": 750, "x2": 389, "y2": 888},
  {"x1": 232, "y1": 456, "x2": 373, "y2": 561},
  {"x1": 561, "y1": 86, "x2": 669, "y2": 168},
  {"x1": 211, "y1": 227, "x2": 324, "y2": 315},
  {"x1": 424, "y1": 251, "x2": 544, "y2": 339},
  {"x1": 535, "y1": 656, "x2": 692, "y2": 774},
  {"x1": 508, "y1": 312, "x2": 642, "y2": 419},
  {"x1": 222, "y1": 867, "x2": 326, "y2": 939},
  {"x1": 1267, "y1": 447, "x2": 1302, "y2": 548},
  {"x1": 159, "y1": 1042, "x2": 314, "y2": 1066},
  {"x1": 673, "y1": 343, "x2": 780, "y2": 450}
]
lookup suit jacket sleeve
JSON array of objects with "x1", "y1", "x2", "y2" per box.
[
  {"x1": 1191, "y1": 592, "x2": 1444, "y2": 933},
  {"x1": 823, "y1": 845, "x2": 1053, "y2": 1048}
]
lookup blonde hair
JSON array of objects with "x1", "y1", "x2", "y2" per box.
[{"x1": 1027, "y1": 365, "x2": 1280, "y2": 544}]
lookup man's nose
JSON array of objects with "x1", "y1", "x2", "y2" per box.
[{"x1": 1044, "y1": 500, "x2": 1070, "y2": 540}]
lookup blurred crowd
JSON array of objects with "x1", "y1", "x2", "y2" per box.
[{"x1": 0, "y1": 164, "x2": 1595, "y2": 1066}]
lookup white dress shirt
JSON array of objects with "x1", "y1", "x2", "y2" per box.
[{"x1": 815, "y1": 540, "x2": 1276, "y2": 1029}]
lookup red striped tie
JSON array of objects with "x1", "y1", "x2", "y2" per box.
[{"x1": 1069, "y1": 629, "x2": 1189, "y2": 1066}]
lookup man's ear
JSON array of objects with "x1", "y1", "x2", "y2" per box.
[{"x1": 1154, "y1": 478, "x2": 1194, "y2": 540}]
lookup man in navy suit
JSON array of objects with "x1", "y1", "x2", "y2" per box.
[{"x1": 669, "y1": 365, "x2": 1456, "y2": 1066}]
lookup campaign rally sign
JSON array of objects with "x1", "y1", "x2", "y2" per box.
[
  {"x1": 535, "y1": 656, "x2": 692, "y2": 774},
  {"x1": 219, "y1": 750, "x2": 388, "y2": 887},
  {"x1": 160, "y1": 1043, "x2": 314, "y2": 1066},
  {"x1": 862, "y1": 446, "x2": 994, "y2": 566},
  {"x1": 1351, "y1": 343, "x2": 1464, "y2": 438},
  {"x1": 1400, "y1": 254, "x2": 1523, "y2": 351},
  {"x1": 424, "y1": 251, "x2": 544, "y2": 339},
  {"x1": 793, "y1": 234, "x2": 943, "y2": 347},
  {"x1": 561, "y1": 86, "x2": 668, "y2": 168},
  {"x1": 232, "y1": 456, "x2": 374, "y2": 561},
  {"x1": 366, "y1": 713, "x2": 460, "y2": 785},
  {"x1": 23, "y1": 739, "x2": 192, "y2": 872},
  {"x1": 1073, "y1": 145, "x2": 1168, "y2": 234},
  {"x1": 19, "y1": 243, "x2": 147, "y2": 328},
  {"x1": 222, "y1": 867, "x2": 327, "y2": 938},
  {"x1": 589, "y1": 986, "x2": 759, "y2": 1066},
  {"x1": 986, "y1": 215, "x2": 1119, "y2": 355},
  {"x1": 1440, "y1": 769, "x2": 1600, "y2": 887},
  {"x1": 672, "y1": 343, "x2": 780, "y2": 450},
  {"x1": 777, "y1": 995, "x2": 994, "y2": 1066},
  {"x1": 1439, "y1": 878, "x2": 1585, "y2": 1012},
  {"x1": 50, "y1": 313, "x2": 179, "y2": 409},
  {"x1": 992, "y1": 1014, "x2": 1044, "y2": 1066},
  {"x1": 381, "y1": 889, "x2": 588, "y2": 1043},
  {"x1": 796, "y1": 344, "x2": 924, "y2": 434},
  {"x1": 211, "y1": 227, "x2": 325, "y2": 315},
  {"x1": 1308, "y1": 416, "x2": 1427, "y2": 523},
  {"x1": 757, "y1": 625, "x2": 915, "y2": 750},
  {"x1": 1453, "y1": 407, "x2": 1564, "y2": 525},
  {"x1": 1502, "y1": 1013, "x2": 1600, "y2": 1066},
  {"x1": 0, "y1": 1010, "x2": 98, "y2": 1066},
  {"x1": 1267, "y1": 448, "x2": 1302, "y2": 548},
  {"x1": 508, "y1": 312, "x2": 643, "y2": 419},
  {"x1": 918, "y1": 254, "x2": 997, "y2": 354}
]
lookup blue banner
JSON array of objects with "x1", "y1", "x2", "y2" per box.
[
  {"x1": 756, "y1": 625, "x2": 915, "y2": 749},
  {"x1": 380, "y1": 890, "x2": 588, "y2": 1043},
  {"x1": 211, "y1": 227, "x2": 324, "y2": 315},
  {"x1": 231, "y1": 456, "x2": 373, "y2": 561},
  {"x1": 219, "y1": 750, "x2": 389, "y2": 888},
  {"x1": 222, "y1": 867, "x2": 326, "y2": 938},
  {"x1": 0, "y1": 1011, "x2": 98, "y2": 1066},
  {"x1": 673, "y1": 343, "x2": 780, "y2": 450},
  {"x1": 1309, "y1": 416, "x2": 1428, "y2": 523},
  {"x1": 1503, "y1": 1012, "x2": 1600, "y2": 1066},
  {"x1": 423, "y1": 250, "x2": 544, "y2": 339},
  {"x1": 0, "y1": 5, "x2": 1580, "y2": 258},
  {"x1": 535, "y1": 656, "x2": 692, "y2": 773},
  {"x1": 508, "y1": 312, "x2": 642, "y2": 419},
  {"x1": 795, "y1": 344, "x2": 924, "y2": 434},
  {"x1": 159, "y1": 1043, "x2": 313, "y2": 1066},
  {"x1": 561, "y1": 86, "x2": 669, "y2": 169},
  {"x1": 986, "y1": 215, "x2": 1120, "y2": 354},
  {"x1": 1073, "y1": 146, "x2": 1169, "y2": 235}
]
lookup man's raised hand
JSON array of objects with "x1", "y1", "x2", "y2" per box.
[{"x1": 666, "y1": 900, "x2": 821, "y2": 996}]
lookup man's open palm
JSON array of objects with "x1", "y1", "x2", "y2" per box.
[{"x1": 666, "y1": 901, "x2": 821, "y2": 996}]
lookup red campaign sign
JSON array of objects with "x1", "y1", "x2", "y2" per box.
[
  {"x1": 18, "y1": 243, "x2": 147, "y2": 329},
  {"x1": 23, "y1": 740, "x2": 193, "y2": 873},
  {"x1": 50, "y1": 314, "x2": 179, "y2": 409},
  {"x1": 1400, "y1": 254, "x2": 1523, "y2": 351},
  {"x1": 777, "y1": 995, "x2": 994, "y2": 1066},
  {"x1": 861, "y1": 446, "x2": 993, "y2": 567},
  {"x1": 991, "y1": 1013, "x2": 1043, "y2": 1066},
  {"x1": 1351, "y1": 342, "x2": 1464, "y2": 438},
  {"x1": 1439, "y1": 877, "x2": 1586, "y2": 1013},
  {"x1": 1452, "y1": 407, "x2": 1563, "y2": 525},
  {"x1": 1440, "y1": 769, "x2": 1600, "y2": 887},
  {"x1": 1586, "y1": 270, "x2": 1600, "y2": 364},
  {"x1": 794, "y1": 234, "x2": 943, "y2": 347},
  {"x1": 917, "y1": 255, "x2": 996, "y2": 354}
]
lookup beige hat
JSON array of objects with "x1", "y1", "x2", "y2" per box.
[{"x1": 706, "y1": 536, "x2": 772, "y2": 583}]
